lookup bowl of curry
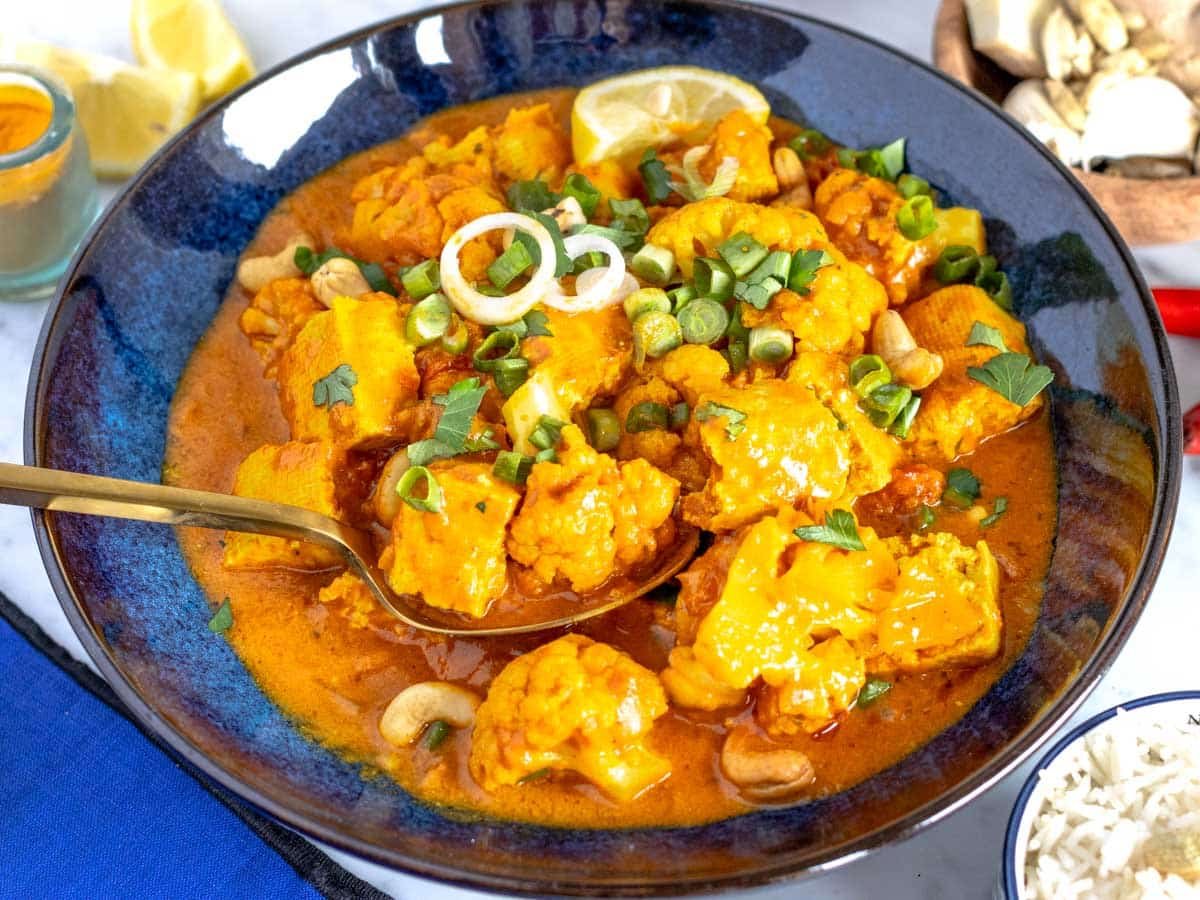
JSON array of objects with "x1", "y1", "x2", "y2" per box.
[{"x1": 26, "y1": 0, "x2": 1181, "y2": 894}]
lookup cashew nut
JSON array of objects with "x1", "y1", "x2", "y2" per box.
[
  {"x1": 720, "y1": 727, "x2": 815, "y2": 801},
  {"x1": 236, "y1": 233, "x2": 314, "y2": 293},
  {"x1": 312, "y1": 256, "x2": 372, "y2": 307},
  {"x1": 373, "y1": 449, "x2": 411, "y2": 528},
  {"x1": 772, "y1": 146, "x2": 806, "y2": 191},
  {"x1": 872, "y1": 310, "x2": 944, "y2": 391},
  {"x1": 379, "y1": 681, "x2": 480, "y2": 747}
]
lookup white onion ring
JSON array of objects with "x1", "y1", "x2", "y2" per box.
[
  {"x1": 542, "y1": 233, "x2": 627, "y2": 313},
  {"x1": 439, "y1": 213, "x2": 558, "y2": 325}
]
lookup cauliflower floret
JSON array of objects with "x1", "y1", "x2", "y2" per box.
[
  {"x1": 493, "y1": 103, "x2": 572, "y2": 184},
  {"x1": 660, "y1": 645, "x2": 746, "y2": 711},
  {"x1": 681, "y1": 380, "x2": 851, "y2": 532},
  {"x1": 700, "y1": 109, "x2": 778, "y2": 202},
  {"x1": 506, "y1": 426, "x2": 680, "y2": 591},
  {"x1": 786, "y1": 351, "x2": 901, "y2": 500},
  {"x1": 238, "y1": 277, "x2": 323, "y2": 377},
  {"x1": 755, "y1": 635, "x2": 866, "y2": 736},
  {"x1": 901, "y1": 284, "x2": 1042, "y2": 460},
  {"x1": 870, "y1": 532, "x2": 1002, "y2": 674},
  {"x1": 612, "y1": 376, "x2": 685, "y2": 472},
  {"x1": 646, "y1": 197, "x2": 829, "y2": 279},
  {"x1": 381, "y1": 462, "x2": 521, "y2": 618},
  {"x1": 652, "y1": 345, "x2": 730, "y2": 406},
  {"x1": 317, "y1": 572, "x2": 380, "y2": 629},
  {"x1": 469, "y1": 634, "x2": 670, "y2": 801}
]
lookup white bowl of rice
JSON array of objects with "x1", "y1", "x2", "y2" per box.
[{"x1": 1002, "y1": 692, "x2": 1200, "y2": 899}]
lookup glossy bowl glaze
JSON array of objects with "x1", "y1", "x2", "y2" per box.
[{"x1": 25, "y1": 1, "x2": 1181, "y2": 894}]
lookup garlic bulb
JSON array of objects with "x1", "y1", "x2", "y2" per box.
[{"x1": 1079, "y1": 75, "x2": 1200, "y2": 169}]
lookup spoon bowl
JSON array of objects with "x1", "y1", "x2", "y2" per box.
[{"x1": 0, "y1": 461, "x2": 698, "y2": 636}]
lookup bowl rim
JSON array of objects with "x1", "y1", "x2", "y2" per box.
[
  {"x1": 22, "y1": 0, "x2": 1183, "y2": 895},
  {"x1": 1001, "y1": 691, "x2": 1200, "y2": 899}
]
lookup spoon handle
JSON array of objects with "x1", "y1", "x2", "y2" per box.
[{"x1": 0, "y1": 461, "x2": 353, "y2": 553}]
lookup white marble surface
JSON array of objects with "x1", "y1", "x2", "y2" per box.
[{"x1": 4, "y1": 1, "x2": 1200, "y2": 897}]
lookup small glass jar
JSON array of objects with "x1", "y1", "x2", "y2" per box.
[{"x1": 0, "y1": 65, "x2": 100, "y2": 301}]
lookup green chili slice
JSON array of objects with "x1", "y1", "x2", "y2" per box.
[
  {"x1": 487, "y1": 240, "x2": 534, "y2": 289},
  {"x1": 889, "y1": 394, "x2": 921, "y2": 438},
  {"x1": 897, "y1": 173, "x2": 931, "y2": 199},
  {"x1": 789, "y1": 128, "x2": 831, "y2": 159},
  {"x1": 977, "y1": 268, "x2": 1013, "y2": 311},
  {"x1": 528, "y1": 415, "x2": 567, "y2": 452},
  {"x1": 933, "y1": 245, "x2": 980, "y2": 284},
  {"x1": 668, "y1": 283, "x2": 697, "y2": 313}
]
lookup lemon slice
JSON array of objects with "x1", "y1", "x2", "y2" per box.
[
  {"x1": 571, "y1": 66, "x2": 770, "y2": 166},
  {"x1": 3, "y1": 40, "x2": 202, "y2": 179},
  {"x1": 131, "y1": 0, "x2": 255, "y2": 101}
]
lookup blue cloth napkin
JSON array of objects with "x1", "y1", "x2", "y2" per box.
[{"x1": 0, "y1": 593, "x2": 386, "y2": 900}]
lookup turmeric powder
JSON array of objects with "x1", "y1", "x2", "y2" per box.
[{"x1": 0, "y1": 83, "x2": 52, "y2": 155}]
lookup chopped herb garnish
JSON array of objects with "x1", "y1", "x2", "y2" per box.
[
  {"x1": 534, "y1": 447, "x2": 558, "y2": 464},
  {"x1": 561, "y1": 172, "x2": 601, "y2": 218},
  {"x1": 788, "y1": 128, "x2": 832, "y2": 159},
  {"x1": 695, "y1": 401, "x2": 747, "y2": 440},
  {"x1": 493, "y1": 450, "x2": 533, "y2": 485},
  {"x1": 917, "y1": 505, "x2": 936, "y2": 530},
  {"x1": 896, "y1": 194, "x2": 937, "y2": 240},
  {"x1": 506, "y1": 179, "x2": 558, "y2": 213},
  {"x1": 718, "y1": 231, "x2": 769, "y2": 278},
  {"x1": 980, "y1": 496, "x2": 1009, "y2": 528},
  {"x1": 787, "y1": 249, "x2": 834, "y2": 295},
  {"x1": 475, "y1": 501, "x2": 487, "y2": 513},
  {"x1": 518, "y1": 767, "x2": 551, "y2": 784},
  {"x1": 401, "y1": 259, "x2": 441, "y2": 299},
  {"x1": 793, "y1": 509, "x2": 866, "y2": 551},
  {"x1": 312, "y1": 364, "x2": 357, "y2": 408},
  {"x1": 528, "y1": 415, "x2": 567, "y2": 451},
  {"x1": 626, "y1": 401, "x2": 670, "y2": 433},
  {"x1": 857, "y1": 677, "x2": 892, "y2": 707},
  {"x1": 405, "y1": 378, "x2": 490, "y2": 466},
  {"x1": 487, "y1": 239, "x2": 534, "y2": 289},
  {"x1": 512, "y1": 211, "x2": 570, "y2": 277},
  {"x1": 608, "y1": 197, "x2": 651, "y2": 237},
  {"x1": 943, "y1": 468, "x2": 981, "y2": 508},
  {"x1": 423, "y1": 720, "x2": 451, "y2": 750},
  {"x1": 208, "y1": 598, "x2": 233, "y2": 633},
  {"x1": 523, "y1": 309, "x2": 553, "y2": 337},
  {"x1": 639, "y1": 148, "x2": 673, "y2": 205},
  {"x1": 967, "y1": 352, "x2": 1053, "y2": 407},
  {"x1": 586, "y1": 408, "x2": 621, "y2": 451},
  {"x1": 966, "y1": 321, "x2": 1008, "y2": 352},
  {"x1": 396, "y1": 466, "x2": 444, "y2": 513},
  {"x1": 570, "y1": 223, "x2": 641, "y2": 250},
  {"x1": 294, "y1": 246, "x2": 396, "y2": 295}
]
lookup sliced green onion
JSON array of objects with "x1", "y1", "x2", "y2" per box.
[
  {"x1": 572, "y1": 249, "x2": 608, "y2": 273},
  {"x1": 472, "y1": 330, "x2": 521, "y2": 371},
  {"x1": 694, "y1": 257, "x2": 736, "y2": 301},
  {"x1": 876, "y1": 137, "x2": 906, "y2": 181},
  {"x1": 630, "y1": 244, "x2": 676, "y2": 285},
  {"x1": 561, "y1": 173, "x2": 601, "y2": 218},
  {"x1": 396, "y1": 465, "x2": 444, "y2": 513},
  {"x1": 896, "y1": 195, "x2": 937, "y2": 241},
  {"x1": 725, "y1": 304, "x2": 749, "y2": 340},
  {"x1": 717, "y1": 231, "x2": 769, "y2": 278},
  {"x1": 975, "y1": 254, "x2": 997, "y2": 282},
  {"x1": 849, "y1": 354, "x2": 892, "y2": 397},
  {"x1": 623, "y1": 287, "x2": 671, "y2": 322},
  {"x1": 747, "y1": 250, "x2": 792, "y2": 285},
  {"x1": 492, "y1": 357, "x2": 530, "y2": 397},
  {"x1": 633, "y1": 310, "x2": 683, "y2": 363},
  {"x1": 897, "y1": 173, "x2": 931, "y2": 199},
  {"x1": 864, "y1": 383, "x2": 914, "y2": 428},
  {"x1": 585, "y1": 408, "x2": 620, "y2": 451},
  {"x1": 534, "y1": 447, "x2": 558, "y2": 464},
  {"x1": 789, "y1": 128, "x2": 831, "y2": 159},
  {"x1": 401, "y1": 259, "x2": 441, "y2": 300},
  {"x1": 748, "y1": 326, "x2": 794, "y2": 364},
  {"x1": 440, "y1": 315, "x2": 469, "y2": 355},
  {"x1": 855, "y1": 148, "x2": 891, "y2": 179},
  {"x1": 981, "y1": 496, "x2": 1009, "y2": 527},
  {"x1": 670, "y1": 402, "x2": 690, "y2": 429},
  {"x1": 667, "y1": 284, "x2": 697, "y2": 313},
  {"x1": 933, "y1": 245, "x2": 980, "y2": 284},
  {"x1": 889, "y1": 394, "x2": 921, "y2": 438},
  {"x1": 836, "y1": 147, "x2": 860, "y2": 169},
  {"x1": 977, "y1": 268, "x2": 1013, "y2": 311},
  {"x1": 487, "y1": 240, "x2": 534, "y2": 289},
  {"x1": 474, "y1": 283, "x2": 507, "y2": 297},
  {"x1": 507, "y1": 179, "x2": 558, "y2": 213},
  {"x1": 677, "y1": 297, "x2": 729, "y2": 345},
  {"x1": 493, "y1": 450, "x2": 533, "y2": 485},
  {"x1": 528, "y1": 415, "x2": 567, "y2": 451},
  {"x1": 423, "y1": 720, "x2": 450, "y2": 750},
  {"x1": 625, "y1": 401, "x2": 670, "y2": 433},
  {"x1": 724, "y1": 338, "x2": 748, "y2": 373},
  {"x1": 516, "y1": 212, "x2": 570, "y2": 277},
  {"x1": 493, "y1": 318, "x2": 527, "y2": 339},
  {"x1": 404, "y1": 293, "x2": 452, "y2": 346},
  {"x1": 639, "y1": 149, "x2": 673, "y2": 205},
  {"x1": 734, "y1": 276, "x2": 783, "y2": 310},
  {"x1": 917, "y1": 505, "x2": 936, "y2": 530}
]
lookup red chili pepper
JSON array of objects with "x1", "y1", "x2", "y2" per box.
[
  {"x1": 1152, "y1": 288, "x2": 1200, "y2": 338},
  {"x1": 1186, "y1": 402, "x2": 1200, "y2": 456}
]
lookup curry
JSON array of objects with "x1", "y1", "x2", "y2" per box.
[{"x1": 164, "y1": 71, "x2": 1057, "y2": 828}]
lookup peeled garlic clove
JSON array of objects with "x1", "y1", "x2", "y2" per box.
[
  {"x1": 1042, "y1": 7, "x2": 1080, "y2": 81},
  {"x1": 965, "y1": 0, "x2": 1055, "y2": 78},
  {"x1": 1080, "y1": 67, "x2": 1130, "y2": 110},
  {"x1": 1045, "y1": 79, "x2": 1088, "y2": 130},
  {"x1": 1080, "y1": 75, "x2": 1200, "y2": 169},
  {"x1": 1078, "y1": 0, "x2": 1129, "y2": 53},
  {"x1": 1004, "y1": 79, "x2": 1072, "y2": 130},
  {"x1": 1073, "y1": 31, "x2": 1096, "y2": 78},
  {"x1": 1028, "y1": 118, "x2": 1084, "y2": 166}
]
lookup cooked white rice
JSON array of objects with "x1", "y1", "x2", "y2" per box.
[{"x1": 1023, "y1": 709, "x2": 1200, "y2": 899}]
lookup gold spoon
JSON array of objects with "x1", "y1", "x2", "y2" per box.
[{"x1": 0, "y1": 462, "x2": 698, "y2": 637}]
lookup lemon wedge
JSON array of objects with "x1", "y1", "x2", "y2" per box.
[
  {"x1": 571, "y1": 66, "x2": 770, "y2": 166},
  {"x1": 3, "y1": 40, "x2": 202, "y2": 179},
  {"x1": 131, "y1": 0, "x2": 255, "y2": 101}
]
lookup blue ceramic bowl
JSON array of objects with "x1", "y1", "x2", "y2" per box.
[
  {"x1": 25, "y1": 1, "x2": 1182, "y2": 894},
  {"x1": 1000, "y1": 692, "x2": 1200, "y2": 899}
]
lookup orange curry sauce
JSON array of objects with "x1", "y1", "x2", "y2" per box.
[{"x1": 164, "y1": 88, "x2": 1057, "y2": 828}]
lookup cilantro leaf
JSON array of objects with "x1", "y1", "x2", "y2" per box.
[
  {"x1": 208, "y1": 598, "x2": 233, "y2": 633},
  {"x1": 792, "y1": 509, "x2": 866, "y2": 551},
  {"x1": 981, "y1": 496, "x2": 1008, "y2": 527},
  {"x1": 523, "y1": 309, "x2": 553, "y2": 337},
  {"x1": 608, "y1": 198, "x2": 651, "y2": 236},
  {"x1": 639, "y1": 149, "x2": 673, "y2": 204},
  {"x1": 966, "y1": 321, "x2": 1007, "y2": 352},
  {"x1": 967, "y1": 352, "x2": 1053, "y2": 407},
  {"x1": 475, "y1": 501, "x2": 487, "y2": 513},
  {"x1": 405, "y1": 438, "x2": 457, "y2": 467},
  {"x1": 857, "y1": 677, "x2": 892, "y2": 707},
  {"x1": 507, "y1": 179, "x2": 559, "y2": 213},
  {"x1": 432, "y1": 377, "x2": 488, "y2": 449},
  {"x1": 464, "y1": 429, "x2": 501, "y2": 452},
  {"x1": 787, "y1": 249, "x2": 834, "y2": 295},
  {"x1": 943, "y1": 468, "x2": 981, "y2": 507},
  {"x1": 695, "y1": 401, "x2": 747, "y2": 440},
  {"x1": 312, "y1": 364, "x2": 357, "y2": 408}
]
